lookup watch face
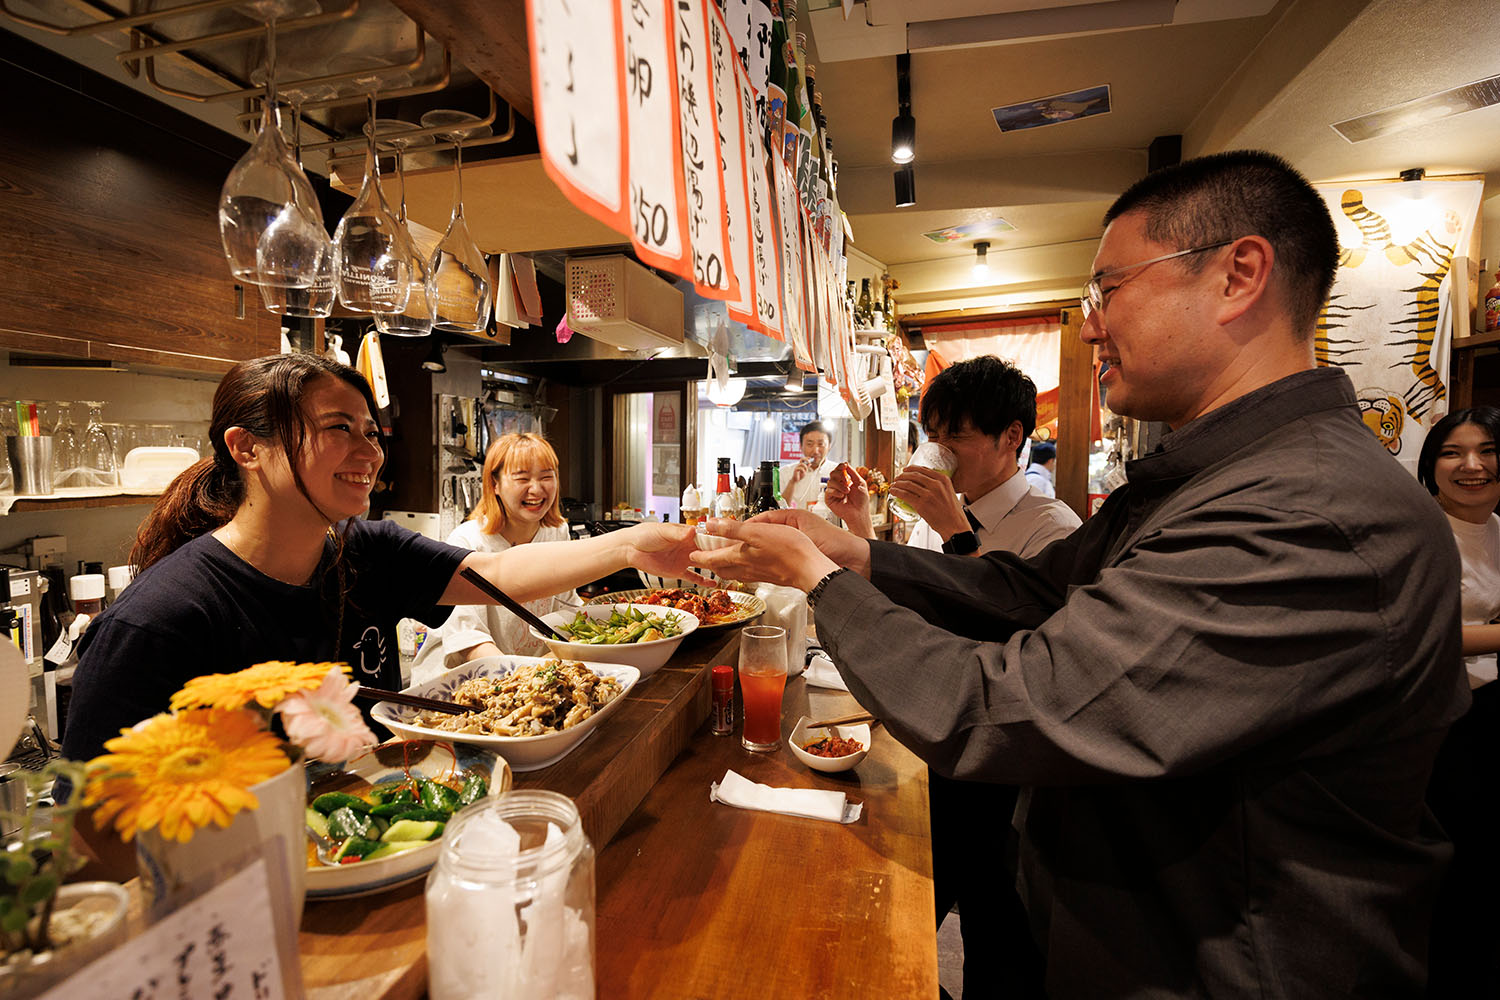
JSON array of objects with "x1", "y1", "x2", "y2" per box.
[{"x1": 944, "y1": 531, "x2": 979, "y2": 554}]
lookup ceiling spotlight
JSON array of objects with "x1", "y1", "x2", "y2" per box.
[
  {"x1": 784, "y1": 366, "x2": 804, "y2": 392},
  {"x1": 420, "y1": 339, "x2": 447, "y2": 373},
  {"x1": 1399, "y1": 167, "x2": 1426, "y2": 182},
  {"x1": 894, "y1": 164, "x2": 916, "y2": 208},
  {"x1": 891, "y1": 53, "x2": 915, "y2": 164},
  {"x1": 973, "y1": 241, "x2": 990, "y2": 278}
]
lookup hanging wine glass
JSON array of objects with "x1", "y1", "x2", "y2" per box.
[
  {"x1": 218, "y1": 15, "x2": 329, "y2": 288},
  {"x1": 256, "y1": 78, "x2": 338, "y2": 318},
  {"x1": 369, "y1": 119, "x2": 437, "y2": 338},
  {"x1": 333, "y1": 93, "x2": 413, "y2": 314},
  {"x1": 420, "y1": 109, "x2": 492, "y2": 334}
]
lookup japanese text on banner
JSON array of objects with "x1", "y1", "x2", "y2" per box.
[
  {"x1": 527, "y1": 0, "x2": 626, "y2": 228},
  {"x1": 621, "y1": 0, "x2": 688, "y2": 270},
  {"x1": 708, "y1": 3, "x2": 758, "y2": 328},
  {"x1": 675, "y1": 0, "x2": 733, "y2": 297}
]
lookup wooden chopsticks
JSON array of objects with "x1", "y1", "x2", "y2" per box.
[
  {"x1": 805, "y1": 711, "x2": 878, "y2": 729},
  {"x1": 353, "y1": 686, "x2": 471, "y2": 716},
  {"x1": 459, "y1": 566, "x2": 571, "y2": 641}
]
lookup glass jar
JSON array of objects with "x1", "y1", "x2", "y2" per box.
[{"x1": 426, "y1": 791, "x2": 596, "y2": 999}]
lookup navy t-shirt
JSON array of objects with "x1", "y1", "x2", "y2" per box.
[{"x1": 64, "y1": 518, "x2": 466, "y2": 759}]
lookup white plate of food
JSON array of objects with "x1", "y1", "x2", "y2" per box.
[
  {"x1": 586, "y1": 587, "x2": 765, "y2": 633},
  {"x1": 370, "y1": 655, "x2": 639, "y2": 771},
  {"x1": 788, "y1": 717, "x2": 872, "y2": 773},
  {"x1": 304, "y1": 739, "x2": 510, "y2": 900},
  {"x1": 532, "y1": 603, "x2": 698, "y2": 677}
]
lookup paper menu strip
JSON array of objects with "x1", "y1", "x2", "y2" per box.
[
  {"x1": 709, "y1": 3, "x2": 758, "y2": 331},
  {"x1": 527, "y1": 0, "x2": 627, "y2": 231},
  {"x1": 38, "y1": 859, "x2": 294, "y2": 1000},
  {"x1": 620, "y1": 0, "x2": 689, "y2": 272},
  {"x1": 675, "y1": 0, "x2": 734, "y2": 299}
]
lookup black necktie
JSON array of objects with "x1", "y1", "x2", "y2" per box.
[{"x1": 964, "y1": 507, "x2": 983, "y2": 533}]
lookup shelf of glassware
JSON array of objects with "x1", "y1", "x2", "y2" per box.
[{"x1": 0, "y1": 488, "x2": 159, "y2": 516}]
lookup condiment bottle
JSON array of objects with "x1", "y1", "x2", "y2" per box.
[
  {"x1": 1486, "y1": 272, "x2": 1500, "y2": 332},
  {"x1": 426, "y1": 791, "x2": 595, "y2": 999},
  {"x1": 711, "y1": 665, "x2": 735, "y2": 735},
  {"x1": 106, "y1": 565, "x2": 135, "y2": 605},
  {"x1": 68, "y1": 573, "x2": 105, "y2": 617}
]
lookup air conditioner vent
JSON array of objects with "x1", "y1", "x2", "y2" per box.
[{"x1": 565, "y1": 255, "x2": 685, "y2": 351}]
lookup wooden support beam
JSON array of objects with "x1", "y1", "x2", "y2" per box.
[
  {"x1": 1055, "y1": 307, "x2": 1093, "y2": 520},
  {"x1": 390, "y1": 0, "x2": 535, "y2": 122}
]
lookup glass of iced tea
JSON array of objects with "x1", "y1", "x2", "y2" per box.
[
  {"x1": 890, "y1": 442, "x2": 958, "y2": 523},
  {"x1": 738, "y1": 625, "x2": 788, "y2": 752}
]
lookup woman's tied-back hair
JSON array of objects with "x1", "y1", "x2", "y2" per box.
[
  {"x1": 130, "y1": 353, "x2": 384, "y2": 572},
  {"x1": 469, "y1": 432, "x2": 565, "y2": 535},
  {"x1": 1417, "y1": 406, "x2": 1500, "y2": 497}
]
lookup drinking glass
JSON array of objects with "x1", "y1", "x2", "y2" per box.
[
  {"x1": 421, "y1": 110, "x2": 492, "y2": 334},
  {"x1": 42, "y1": 402, "x2": 78, "y2": 488},
  {"x1": 371, "y1": 120, "x2": 437, "y2": 338},
  {"x1": 333, "y1": 93, "x2": 413, "y2": 314},
  {"x1": 256, "y1": 78, "x2": 337, "y2": 318},
  {"x1": 77, "y1": 401, "x2": 118, "y2": 488},
  {"x1": 0, "y1": 401, "x2": 14, "y2": 493},
  {"x1": 218, "y1": 17, "x2": 329, "y2": 289},
  {"x1": 890, "y1": 441, "x2": 958, "y2": 523},
  {"x1": 739, "y1": 625, "x2": 788, "y2": 752}
]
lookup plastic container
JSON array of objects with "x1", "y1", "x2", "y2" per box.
[
  {"x1": 711, "y1": 665, "x2": 734, "y2": 735},
  {"x1": 426, "y1": 791, "x2": 595, "y2": 999},
  {"x1": 68, "y1": 574, "x2": 105, "y2": 616}
]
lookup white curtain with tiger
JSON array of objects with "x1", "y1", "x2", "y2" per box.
[{"x1": 1313, "y1": 179, "x2": 1483, "y2": 475}]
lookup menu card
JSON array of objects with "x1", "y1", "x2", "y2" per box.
[{"x1": 38, "y1": 859, "x2": 295, "y2": 1000}]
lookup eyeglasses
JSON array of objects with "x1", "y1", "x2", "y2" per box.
[{"x1": 1079, "y1": 240, "x2": 1236, "y2": 327}]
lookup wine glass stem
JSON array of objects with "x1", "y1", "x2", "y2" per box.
[
  {"x1": 397, "y1": 148, "x2": 408, "y2": 223},
  {"x1": 452, "y1": 140, "x2": 464, "y2": 221},
  {"x1": 264, "y1": 19, "x2": 278, "y2": 122},
  {"x1": 366, "y1": 92, "x2": 379, "y2": 179}
]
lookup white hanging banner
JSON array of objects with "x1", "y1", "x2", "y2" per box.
[
  {"x1": 677, "y1": 0, "x2": 734, "y2": 299},
  {"x1": 619, "y1": 0, "x2": 690, "y2": 273},
  {"x1": 743, "y1": 91, "x2": 782, "y2": 340},
  {"x1": 773, "y1": 157, "x2": 811, "y2": 370},
  {"x1": 709, "y1": 4, "x2": 758, "y2": 330},
  {"x1": 745, "y1": 0, "x2": 773, "y2": 133},
  {"x1": 527, "y1": 0, "x2": 627, "y2": 231}
]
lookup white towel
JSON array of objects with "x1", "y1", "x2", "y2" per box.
[
  {"x1": 802, "y1": 653, "x2": 848, "y2": 692},
  {"x1": 709, "y1": 769, "x2": 862, "y2": 824}
]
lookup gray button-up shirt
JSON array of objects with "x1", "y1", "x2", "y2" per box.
[{"x1": 815, "y1": 367, "x2": 1468, "y2": 998}]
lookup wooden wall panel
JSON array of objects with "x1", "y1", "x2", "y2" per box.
[{"x1": 0, "y1": 60, "x2": 277, "y2": 370}]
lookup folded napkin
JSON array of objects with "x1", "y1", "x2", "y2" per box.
[
  {"x1": 803, "y1": 652, "x2": 849, "y2": 692},
  {"x1": 710, "y1": 769, "x2": 862, "y2": 824}
]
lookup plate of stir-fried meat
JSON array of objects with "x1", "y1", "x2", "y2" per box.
[{"x1": 585, "y1": 587, "x2": 765, "y2": 631}]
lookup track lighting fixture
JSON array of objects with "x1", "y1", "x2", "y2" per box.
[
  {"x1": 891, "y1": 53, "x2": 915, "y2": 164},
  {"x1": 973, "y1": 241, "x2": 990, "y2": 277},
  {"x1": 894, "y1": 164, "x2": 916, "y2": 207}
]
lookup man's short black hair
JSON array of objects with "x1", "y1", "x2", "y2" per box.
[
  {"x1": 920, "y1": 356, "x2": 1036, "y2": 458},
  {"x1": 1417, "y1": 407, "x2": 1500, "y2": 496},
  {"x1": 799, "y1": 420, "x2": 829, "y2": 442},
  {"x1": 1031, "y1": 440, "x2": 1056, "y2": 464},
  {"x1": 1103, "y1": 150, "x2": 1338, "y2": 337}
]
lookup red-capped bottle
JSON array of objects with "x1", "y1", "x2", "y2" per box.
[{"x1": 711, "y1": 665, "x2": 735, "y2": 736}]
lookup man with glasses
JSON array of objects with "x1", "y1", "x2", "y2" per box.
[{"x1": 695, "y1": 150, "x2": 1467, "y2": 997}]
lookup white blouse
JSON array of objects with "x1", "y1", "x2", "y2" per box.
[
  {"x1": 1446, "y1": 512, "x2": 1500, "y2": 683},
  {"x1": 409, "y1": 519, "x2": 578, "y2": 683}
]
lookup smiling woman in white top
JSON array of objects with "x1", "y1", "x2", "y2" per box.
[
  {"x1": 412, "y1": 433, "x2": 579, "y2": 678},
  {"x1": 1418, "y1": 405, "x2": 1500, "y2": 994}
]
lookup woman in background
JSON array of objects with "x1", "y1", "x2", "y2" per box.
[
  {"x1": 413, "y1": 433, "x2": 577, "y2": 678},
  {"x1": 1417, "y1": 406, "x2": 1500, "y2": 995}
]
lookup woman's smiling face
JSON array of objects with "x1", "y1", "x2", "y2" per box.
[
  {"x1": 1434, "y1": 421, "x2": 1500, "y2": 522},
  {"x1": 498, "y1": 455, "x2": 559, "y2": 527}
]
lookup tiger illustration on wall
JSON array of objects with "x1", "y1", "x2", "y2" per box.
[{"x1": 1315, "y1": 188, "x2": 1465, "y2": 457}]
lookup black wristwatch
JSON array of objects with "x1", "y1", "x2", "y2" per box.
[
  {"x1": 942, "y1": 530, "x2": 980, "y2": 555},
  {"x1": 807, "y1": 567, "x2": 849, "y2": 608}
]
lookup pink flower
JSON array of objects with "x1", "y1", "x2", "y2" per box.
[{"x1": 276, "y1": 667, "x2": 376, "y2": 762}]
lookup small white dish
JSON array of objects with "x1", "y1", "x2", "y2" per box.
[
  {"x1": 532, "y1": 603, "x2": 698, "y2": 677},
  {"x1": 371, "y1": 655, "x2": 639, "y2": 771},
  {"x1": 788, "y1": 716, "x2": 871, "y2": 773},
  {"x1": 304, "y1": 740, "x2": 510, "y2": 900}
]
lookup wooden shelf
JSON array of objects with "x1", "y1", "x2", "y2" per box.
[
  {"x1": 3, "y1": 493, "x2": 158, "y2": 515},
  {"x1": 1453, "y1": 329, "x2": 1500, "y2": 350}
]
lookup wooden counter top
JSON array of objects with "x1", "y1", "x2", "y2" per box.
[{"x1": 298, "y1": 639, "x2": 936, "y2": 999}]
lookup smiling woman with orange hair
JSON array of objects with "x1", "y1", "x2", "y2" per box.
[{"x1": 412, "y1": 433, "x2": 579, "y2": 677}]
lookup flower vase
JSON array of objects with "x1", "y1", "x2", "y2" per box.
[{"x1": 135, "y1": 755, "x2": 306, "y2": 926}]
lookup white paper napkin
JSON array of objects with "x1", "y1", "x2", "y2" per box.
[
  {"x1": 803, "y1": 653, "x2": 849, "y2": 692},
  {"x1": 709, "y1": 769, "x2": 862, "y2": 824}
]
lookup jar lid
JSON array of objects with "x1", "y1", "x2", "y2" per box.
[
  {"x1": 69, "y1": 574, "x2": 106, "y2": 601},
  {"x1": 107, "y1": 565, "x2": 135, "y2": 591},
  {"x1": 711, "y1": 665, "x2": 734, "y2": 690}
]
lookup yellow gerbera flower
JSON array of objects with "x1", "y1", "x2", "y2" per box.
[
  {"x1": 84, "y1": 708, "x2": 290, "y2": 843},
  {"x1": 170, "y1": 661, "x2": 349, "y2": 712}
]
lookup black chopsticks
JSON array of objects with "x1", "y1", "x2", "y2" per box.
[
  {"x1": 459, "y1": 565, "x2": 572, "y2": 641},
  {"x1": 353, "y1": 686, "x2": 470, "y2": 716}
]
